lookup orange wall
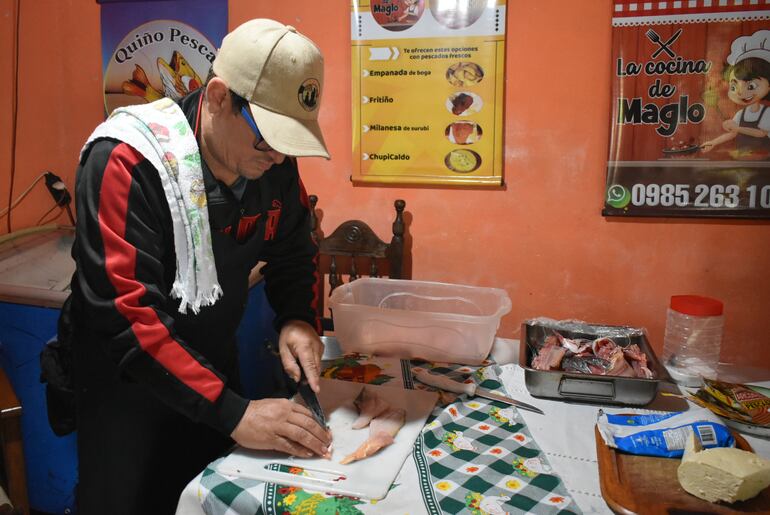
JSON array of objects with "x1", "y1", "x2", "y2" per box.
[{"x1": 2, "y1": 0, "x2": 769, "y2": 368}]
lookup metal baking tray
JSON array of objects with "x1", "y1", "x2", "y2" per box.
[{"x1": 519, "y1": 319, "x2": 672, "y2": 406}]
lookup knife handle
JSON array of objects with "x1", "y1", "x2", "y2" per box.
[{"x1": 413, "y1": 368, "x2": 477, "y2": 396}]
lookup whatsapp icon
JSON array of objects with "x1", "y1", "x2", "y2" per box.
[{"x1": 606, "y1": 185, "x2": 630, "y2": 208}]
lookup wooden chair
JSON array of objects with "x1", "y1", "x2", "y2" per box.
[
  {"x1": 309, "y1": 195, "x2": 408, "y2": 331},
  {"x1": 0, "y1": 368, "x2": 27, "y2": 515}
]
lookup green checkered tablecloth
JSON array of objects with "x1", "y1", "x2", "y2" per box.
[{"x1": 192, "y1": 354, "x2": 581, "y2": 514}]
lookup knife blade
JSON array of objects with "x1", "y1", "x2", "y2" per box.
[
  {"x1": 296, "y1": 373, "x2": 327, "y2": 429},
  {"x1": 413, "y1": 368, "x2": 544, "y2": 415}
]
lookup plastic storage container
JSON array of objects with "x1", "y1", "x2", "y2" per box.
[
  {"x1": 662, "y1": 295, "x2": 724, "y2": 387},
  {"x1": 329, "y1": 278, "x2": 511, "y2": 364}
]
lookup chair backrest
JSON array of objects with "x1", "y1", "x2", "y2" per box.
[{"x1": 309, "y1": 195, "x2": 408, "y2": 330}]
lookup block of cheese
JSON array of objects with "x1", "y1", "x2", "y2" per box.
[{"x1": 678, "y1": 433, "x2": 770, "y2": 503}]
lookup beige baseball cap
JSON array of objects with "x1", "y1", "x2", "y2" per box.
[{"x1": 212, "y1": 19, "x2": 330, "y2": 158}]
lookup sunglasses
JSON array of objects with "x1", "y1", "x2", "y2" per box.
[{"x1": 240, "y1": 106, "x2": 273, "y2": 151}]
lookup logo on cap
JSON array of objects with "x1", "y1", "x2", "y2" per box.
[{"x1": 298, "y1": 78, "x2": 320, "y2": 112}]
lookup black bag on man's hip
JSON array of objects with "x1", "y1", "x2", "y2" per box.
[{"x1": 39, "y1": 297, "x2": 76, "y2": 436}]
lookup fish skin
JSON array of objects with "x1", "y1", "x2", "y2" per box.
[{"x1": 562, "y1": 355, "x2": 609, "y2": 375}]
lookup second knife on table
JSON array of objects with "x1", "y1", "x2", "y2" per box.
[{"x1": 413, "y1": 367, "x2": 544, "y2": 415}]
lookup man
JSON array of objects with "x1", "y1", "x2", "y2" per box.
[{"x1": 61, "y1": 19, "x2": 331, "y2": 514}]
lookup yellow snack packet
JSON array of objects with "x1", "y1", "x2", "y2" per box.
[
  {"x1": 687, "y1": 389, "x2": 752, "y2": 423},
  {"x1": 702, "y1": 379, "x2": 770, "y2": 426}
]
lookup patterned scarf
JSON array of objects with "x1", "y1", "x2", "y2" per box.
[{"x1": 82, "y1": 97, "x2": 222, "y2": 314}]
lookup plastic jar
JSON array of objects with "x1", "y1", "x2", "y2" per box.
[{"x1": 662, "y1": 295, "x2": 724, "y2": 387}]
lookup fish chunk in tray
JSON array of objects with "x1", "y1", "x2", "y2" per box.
[
  {"x1": 527, "y1": 318, "x2": 655, "y2": 379},
  {"x1": 520, "y1": 318, "x2": 670, "y2": 406}
]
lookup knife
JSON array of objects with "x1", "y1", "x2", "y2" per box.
[
  {"x1": 413, "y1": 368, "x2": 544, "y2": 415},
  {"x1": 295, "y1": 372, "x2": 328, "y2": 429}
]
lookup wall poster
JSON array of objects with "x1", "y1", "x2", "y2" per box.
[
  {"x1": 351, "y1": 0, "x2": 506, "y2": 186},
  {"x1": 98, "y1": 0, "x2": 227, "y2": 115},
  {"x1": 604, "y1": 1, "x2": 770, "y2": 218}
]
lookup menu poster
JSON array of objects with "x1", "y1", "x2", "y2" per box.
[
  {"x1": 604, "y1": 1, "x2": 770, "y2": 219},
  {"x1": 352, "y1": 0, "x2": 506, "y2": 186},
  {"x1": 98, "y1": 0, "x2": 227, "y2": 115}
]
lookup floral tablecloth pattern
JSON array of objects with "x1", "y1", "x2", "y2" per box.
[{"x1": 194, "y1": 355, "x2": 581, "y2": 514}]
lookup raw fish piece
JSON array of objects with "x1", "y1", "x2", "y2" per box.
[
  {"x1": 351, "y1": 387, "x2": 390, "y2": 429},
  {"x1": 543, "y1": 334, "x2": 559, "y2": 347},
  {"x1": 622, "y1": 343, "x2": 646, "y2": 363},
  {"x1": 623, "y1": 344, "x2": 653, "y2": 378},
  {"x1": 556, "y1": 333, "x2": 591, "y2": 355},
  {"x1": 631, "y1": 361, "x2": 654, "y2": 379},
  {"x1": 592, "y1": 337, "x2": 617, "y2": 358},
  {"x1": 368, "y1": 408, "x2": 405, "y2": 441},
  {"x1": 340, "y1": 408, "x2": 406, "y2": 465},
  {"x1": 606, "y1": 347, "x2": 635, "y2": 377},
  {"x1": 531, "y1": 340, "x2": 566, "y2": 371}
]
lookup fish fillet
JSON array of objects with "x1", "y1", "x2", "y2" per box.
[
  {"x1": 341, "y1": 408, "x2": 406, "y2": 465},
  {"x1": 351, "y1": 387, "x2": 390, "y2": 429}
]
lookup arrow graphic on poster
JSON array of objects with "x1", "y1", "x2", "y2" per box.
[{"x1": 369, "y1": 47, "x2": 400, "y2": 61}]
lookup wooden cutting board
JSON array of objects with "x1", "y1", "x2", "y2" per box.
[
  {"x1": 595, "y1": 425, "x2": 770, "y2": 514},
  {"x1": 217, "y1": 378, "x2": 438, "y2": 500}
]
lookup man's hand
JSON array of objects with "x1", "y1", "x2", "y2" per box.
[
  {"x1": 279, "y1": 319, "x2": 324, "y2": 393},
  {"x1": 231, "y1": 398, "x2": 332, "y2": 457}
]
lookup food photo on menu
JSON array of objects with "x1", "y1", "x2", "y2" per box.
[
  {"x1": 445, "y1": 121, "x2": 483, "y2": 145},
  {"x1": 430, "y1": 0, "x2": 487, "y2": 29},
  {"x1": 447, "y1": 91, "x2": 483, "y2": 116},
  {"x1": 446, "y1": 61, "x2": 485, "y2": 87},
  {"x1": 444, "y1": 148, "x2": 482, "y2": 173}
]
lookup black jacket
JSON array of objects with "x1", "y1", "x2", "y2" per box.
[{"x1": 61, "y1": 88, "x2": 320, "y2": 436}]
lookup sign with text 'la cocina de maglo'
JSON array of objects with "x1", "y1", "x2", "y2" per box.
[
  {"x1": 352, "y1": 0, "x2": 506, "y2": 186},
  {"x1": 604, "y1": 1, "x2": 770, "y2": 218},
  {"x1": 99, "y1": 0, "x2": 227, "y2": 115}
]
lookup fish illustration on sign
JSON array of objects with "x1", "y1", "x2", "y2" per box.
[{"x1": 122, "y1": 51, "x2": 204, "y2": 103}]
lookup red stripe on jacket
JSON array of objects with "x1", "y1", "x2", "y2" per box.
[
  {"x1": 98, "y1": 143, "x2": 224, "y2": 402},
  {"x1": 297, "y1": 176, "x2": 322, "y2": 334}
]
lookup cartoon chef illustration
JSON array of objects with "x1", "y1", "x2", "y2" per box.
[{"x1": 702, "y1": 30, "x2": 770, "y2": 158}]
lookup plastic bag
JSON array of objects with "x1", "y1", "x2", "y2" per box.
[
  {"x1": 526, "y1": 317, "x2": 645, "y2": 344},
  {"x1": 597, "y1": 407, "x2": 734, "y2": 458}
]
